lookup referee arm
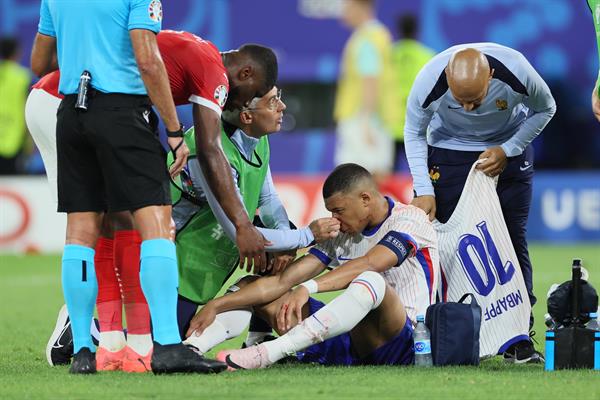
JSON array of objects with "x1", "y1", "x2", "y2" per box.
[
  {"x1": 30, "y1": 33, "x2": 57, "y2": 77},
  {"x1": 130, "y1": 29, "x2": 189, "y2": 177}
]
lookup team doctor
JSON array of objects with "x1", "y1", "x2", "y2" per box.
[{"x1": 404, "y1": 43, "x2": 555, "y2": 363}]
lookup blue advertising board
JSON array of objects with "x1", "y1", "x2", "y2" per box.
[{"x1": 528, "y1": 172, "x2": 600, "y2": 242}]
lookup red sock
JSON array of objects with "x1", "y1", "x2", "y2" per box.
[
  {"x1": 95, "y1": 237, "x2": 123, "y2": 332},
  {"x1": 114, "y1": 230, "x2": 151, "y2": 335}
]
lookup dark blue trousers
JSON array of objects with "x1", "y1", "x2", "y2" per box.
[
  {"x1": 177, "y1": 296, "x2": 198, "y2": 340},
  {"x1": 428, "y1": 145, "x2": 536, "y2": 309}
]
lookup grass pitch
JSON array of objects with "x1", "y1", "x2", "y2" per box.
[{"x1": 1, "y1": 244, "x2": 599, "y2": 399}]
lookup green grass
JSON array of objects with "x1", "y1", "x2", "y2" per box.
[{"x1": 1, "y1": 244, "x2": 599, "y2": 399}]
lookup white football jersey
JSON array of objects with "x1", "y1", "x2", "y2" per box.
[
  {"x1": 309, "y1": 197, "x2": 440, "y2": 323},
  {"x1": 433, "y1": 162, "x2": 531, "y2": 358}
]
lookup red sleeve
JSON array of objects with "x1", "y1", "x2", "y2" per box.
[{"x1": 185, "y1": 43, "x2": 229, "y2": 116}]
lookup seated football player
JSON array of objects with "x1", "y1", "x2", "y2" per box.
[
  {"x1": 184, "y1": 163, "x2": 440, "y2": 368},
  {"x1": 170, "y1": 86, "x2": 341, "y2": 340}
]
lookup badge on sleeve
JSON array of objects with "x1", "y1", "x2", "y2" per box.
[
  {"x1": 214, "y1": 85, "x2": 228, "y2": 108},
  {"x1": 148, "y1": 0, "x2": 163, "y2": 22}
]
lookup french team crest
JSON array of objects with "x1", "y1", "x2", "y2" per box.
[
  {"x1": 495, "y1": 99, "x2": 508, "y2": 111},
  {"x1": 148, "y1": 0, "x2": 163, "y2": 22},
  {"x1": 429, "y1": 166, "x2": 441, "y2": 184},
  {"x1": 214, "y1": 85, "x2": 228, "y2": 108}
]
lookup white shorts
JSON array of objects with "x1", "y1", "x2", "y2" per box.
[
  {"x1": 334, "y1": 115, "x2": 394, "y2": 174},
  {"x1": 25, "y1": 88, "x2": 61, "y2": 204}
]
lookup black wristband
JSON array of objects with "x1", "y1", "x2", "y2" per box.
[{"x1": 166, "y1": 124, "x2": 184, "y2": 138}]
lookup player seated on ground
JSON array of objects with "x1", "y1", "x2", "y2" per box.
[
  {"x1": 183, "y1": 163, "x2": 440, "y2": 368},
  {"x1": 169, "y1": 85, "x2": 341, "y2": 339}
]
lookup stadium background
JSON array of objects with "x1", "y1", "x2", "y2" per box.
[
  {"x1": 1, "y1": 0, "x2": 599, "y2": 252},
  {"x1": 0, "y1": 1, "x2": 599, "y2": 397}
]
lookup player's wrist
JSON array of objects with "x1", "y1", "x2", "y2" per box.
[
  {"x1": 234, "y1": 218, "x2": 254, "y2": 231},
  {"x1": 299, "y1": 279, "x2": 318, "y2": 295},
  {"x1": 166, "y1": 123, "x2": 184, "y2": 138}
]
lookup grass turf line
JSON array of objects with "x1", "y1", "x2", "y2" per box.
[{"x1": 0, "y1": 244, "x2": 599, "y2": 399}]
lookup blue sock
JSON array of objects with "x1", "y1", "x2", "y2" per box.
[
  {"x1": 62, "y1": 244, "x2": 97, "y2": 353},
  {"x1": 139, "y1": 239, "x2": 181, "y2": 345}
]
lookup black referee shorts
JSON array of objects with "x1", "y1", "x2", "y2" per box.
[{"x1": 56, "y1": 93, "x2": 171, "y2": 213}]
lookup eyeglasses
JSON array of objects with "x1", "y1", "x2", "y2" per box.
[{"x1": 244, "y1": 89, "x2": 283, "y2": 112}]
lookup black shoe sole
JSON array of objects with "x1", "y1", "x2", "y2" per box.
[{"x1": 151, "y1": 363, "x2": 227, "y2": 375}]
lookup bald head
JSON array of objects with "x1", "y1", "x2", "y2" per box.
[{"x1": 446, "y1": 48, "x2": 494, "y2": 111}]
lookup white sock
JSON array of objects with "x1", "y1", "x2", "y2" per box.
[
  {"x1": 245, "y1": 331, "x2": 272, "y2": 347},
  {"x1": 99, "y1": 330, "x2": 127, "y2": 352},
  {"x1": 184, "y1": 309, "x2": 252, "y2": 354},
  {"x1": 127, "y1": 334, "x2": 153, "y2": 356},
  {"x1": 262, "y1": 271, "x2": 385, "y2": 364}
]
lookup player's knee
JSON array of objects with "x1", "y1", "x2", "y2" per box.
[{"x1": 349, "y1": 271, "x2": 385, "y2": 310}]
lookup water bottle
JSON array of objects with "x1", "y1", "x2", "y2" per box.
[
  {"x1": 591, "y1": 312, "x2": 600, "y2": 370},
  {"x1": 545, "y1": 331, "x2": 555, "y2": 371},
  {"x1": 75, "y1": 70, "x2": 92, "y2": 111},
  {"x1": 414, "y1": 315, "x2": 433, "y2": 367},
  {"x1": 587, "y1": 312, "x2": 600, "y2": 331}
]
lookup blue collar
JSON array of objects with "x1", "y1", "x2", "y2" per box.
[
  {"x1": 230, "y1": 128, "x2": 260, "y2": 159},
  {"x1": 362, "y1": 196, "x2": 395, "y2": 237}
]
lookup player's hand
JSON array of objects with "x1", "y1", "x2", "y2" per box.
[
  {"x1": 270, "y1": 250, "x2": 296, "y2": 275},
  {"x1": 592, "y1": 89, "x2": 600, "y2": 123},
  {"x1": 186, "y1": 301, "x2": 217, "y2": 338},
  {"x1": 236, "y1": 223, "x2": 270, "y2": 274},
  {"x1": 309, "y1": 218, "x2": 341, "y2": 242},
  {"x1": 277, "y1": 286, "x2": 309, "y2": 332},
  {"x1": 476, "y1": 146, "x2": 507, "y2": 177},
  {"x1": 411, "y1": 195, "x2": 436, "y2": 221},
  {"x1": 167, "y1": 136, "x2": 190, "y2": 178}
]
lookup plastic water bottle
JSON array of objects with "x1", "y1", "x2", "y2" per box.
[
  {"x1": 414, "y1": 315, "x2": 433, "y2": 367},
  {"x1": 587, "y1": 312, "x2": 600, "y2": 331},
  {"x1": 545, "y1": 331, "x2": 555, "y2": 371}
]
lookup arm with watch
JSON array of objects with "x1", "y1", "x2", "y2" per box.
[{"x1": 130, "y1": 29, "x2": 189, "y2": 177}]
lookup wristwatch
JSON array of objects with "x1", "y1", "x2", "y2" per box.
[{"x1": 166, "y1": 124, "x2": 184, "y2": 137}]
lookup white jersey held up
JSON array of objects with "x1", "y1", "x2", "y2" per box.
[
  {"x1": 309, "y1": 198, "x2": 440, "y2": 323},
  {"x1": 434, "y1": 162, "x2": 531, "y2": 358}
]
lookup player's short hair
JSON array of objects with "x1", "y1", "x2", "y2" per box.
[
  {"x1": 323, "y1": 163, "x2": 373, "y2": 199},
  {"x1": 397, "y1": 14, "x2": 418, "y2": 39},
  {"x1": 238, "y1": 44, "x2": 278, "y2": 92},
  {"x1": 0, "y1": 37, "x2": 19, "y2": 60}
]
